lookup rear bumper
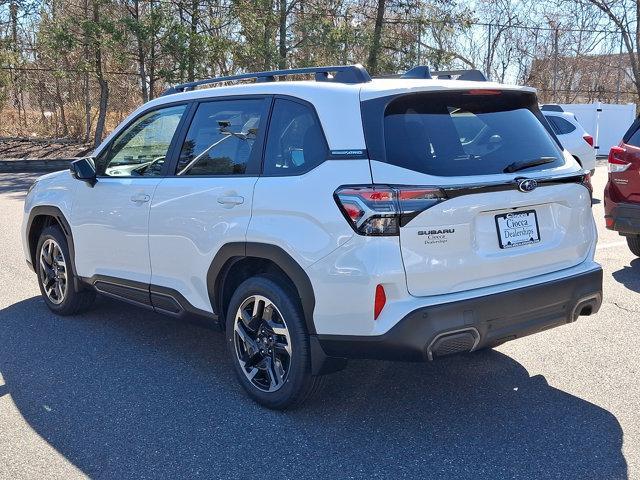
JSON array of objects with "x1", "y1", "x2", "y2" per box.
[
  {"x1": 314, "y1": 267, "x2": 602, "y2": 364},
  {"x1": 605, "y1": 201, "x2": 640, "y2": 235}
]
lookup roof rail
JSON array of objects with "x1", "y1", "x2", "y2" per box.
[
  {"x1": 161, "y1": 64, "x2": 372, "y2": 96},
  {"x1": 540, "y1": 104, "x2": 565, "y2": 112},
  {"x1": 431, "y1": 69, "x2": 487, "y2": 81},
  {"x1": 401, "y1": 66, "x2": 432, "y2": 79}
]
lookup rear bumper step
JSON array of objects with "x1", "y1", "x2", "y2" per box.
[
  {"x1": 315, "y1": 267, "x2": 603, "y2": 363},
  {"x1": 606, "y1": 202, "x2": 640, "y2": 235}
]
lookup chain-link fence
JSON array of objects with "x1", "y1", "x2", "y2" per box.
[{"x1": 0, "y1": 20, "x2": 635, "y2": 145}]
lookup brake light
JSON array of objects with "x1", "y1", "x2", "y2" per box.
[
  {"x1": 374, "y1": 284, "x2": 386, "y2": 320},
  {"x1": 608, "y1": 146, "x2": 631, "y2": 173},
  {"x1": 464, "y1": 89, "x2": 502, "y2": 96},
  {"x1": 334, "y1": 185, "x2": 446, "y2": 235},
  {"x1": 583, "y1": 134, "x2": 594, "y2": 147}
]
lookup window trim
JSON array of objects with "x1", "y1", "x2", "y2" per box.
[
  {"x1": 164, "y1": 95, "x2": 272, "y2": 178},
  {"x1": 259, "y1": 94, "x2": 331, "y2": 177},
  {"x1": 94, "y1": 100, "x2": 194, "y2": 179}
]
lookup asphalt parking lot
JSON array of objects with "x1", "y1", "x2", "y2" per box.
[{"x1": 0, "y1": 165, "x2": 638, "y2": 479}]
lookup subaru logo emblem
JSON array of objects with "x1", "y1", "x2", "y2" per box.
[{"x1": 517, "y1": 178, "x2": 538, "y2": 193}]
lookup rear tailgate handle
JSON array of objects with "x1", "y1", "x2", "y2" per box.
[{"x1": 217, "y1": 195, "x2": 244, "y2": 206}]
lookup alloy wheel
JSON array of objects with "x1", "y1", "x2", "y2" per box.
[
  {"x1": 233, "y1": 295, "x2": 292, "y2": 392},
  {"x1": 39, "y1": 238, "x2": 67, "y2": 305}
]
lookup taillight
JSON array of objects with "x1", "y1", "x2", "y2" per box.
[
  {"x1": 608, "y1": 146, "x2": 631, "y2": 173},
  {"x1": 334, "y1": 185, "x2": 446, "y2": 235},
  {"x1": 583, "y1": 134, "x2": 594, "y2": 147},
  {"x1": 581, "y1": 171, "x2": 593, "y2": 195}
]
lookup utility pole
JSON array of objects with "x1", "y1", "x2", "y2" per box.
[
  {"x1": 616, "y1": 32, "x2": 624, "y2": 103},
  {"x1": 552, "y1": 27, "x2": 559, "y2": 103},
  {"x1": 485, "y1": 23, "x2": 492, "y2": 82}
]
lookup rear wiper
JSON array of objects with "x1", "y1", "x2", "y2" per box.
[{"x1": 503, "y1": 156, "x2": 556, "y2": 173}]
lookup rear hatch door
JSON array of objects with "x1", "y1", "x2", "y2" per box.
[{"x1": 361, "y1": 87, "x2": 595, "y2": 297}]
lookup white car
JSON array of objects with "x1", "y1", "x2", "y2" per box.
[
  {"x1": 543, "y1": 111, "x2": 596, "y2": 173},
  {"x1": 22, "y1": 65, "x2": 603, "y2": 409}
]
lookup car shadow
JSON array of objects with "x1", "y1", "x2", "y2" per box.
[
  {"x1": 612, "y1": 258, "x2": 640, "y2": 293},
  {"x1": 0, "y1": 296, "x2": 627, "y2": 479},
  {"x1": 0, "y1": 172, "x2": 40, "y2": 200}
]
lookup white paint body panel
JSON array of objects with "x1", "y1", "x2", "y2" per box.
[
  {"x1": 247, "y1": 160, "x2": 368, "y2": 268},
  {"x1": 22, "y1": 170, "x2": 77, "y2": 263},
  {"x1": 69, "y1": 177, "x2": 161, "y2": 283},
  {"x1": 148, "y1": 176, "x2": 258, "y2": 312},
  {"x1": 399, "y1": 184, "x2": 594, "y2": 297}
]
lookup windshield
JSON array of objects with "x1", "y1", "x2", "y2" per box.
[{"x1": 380, "y1": 90, "x2": 564, "y2": 177}]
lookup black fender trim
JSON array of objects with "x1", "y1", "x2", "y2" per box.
[
  {"x1": 26, "y1": 206, "x2": 79, "y2": 287},
  {"x1": 207, "y1": 242, "x2": 317, "y2": 334}
]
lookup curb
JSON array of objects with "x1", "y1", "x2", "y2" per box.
[{"x1": 0, "y1": 158, "x2": 76, "y2": 173}]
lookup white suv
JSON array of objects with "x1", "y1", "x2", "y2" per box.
[
  {"x1": 22, "y1": 65, "x2": 603, "y2": 409},
  {"x1": 542, "y1": 110, "x2": 597, "y2": 174}
]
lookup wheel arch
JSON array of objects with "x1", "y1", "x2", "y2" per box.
[
  {"x1": 26, "y1": 206, "x2": 76, "y2": 273},
  {"x1": 207, "y1": 242, "x2": 316, "y2": 334}
]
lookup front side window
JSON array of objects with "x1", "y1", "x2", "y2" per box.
[
  {"x1": 263, "y1": 99, "x2": 328, "y2": 175},
  {"x1": 176, "y1": 99, "x2": 267, "y2": 176},
  {"x1": 382, "y1": 91, "x2": 564, "y2": 176},
  {"x1": 96, "y1": 104, "x2": 186, "y2": 177}
]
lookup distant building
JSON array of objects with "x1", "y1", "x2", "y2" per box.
[{"x1": 527, "y1": 53, "x2": 636, "y2": 105}]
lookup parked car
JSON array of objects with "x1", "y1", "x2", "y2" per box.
[
  {"x1": 22, "y1": 65, "x2": 603, "y2": 409},
  {"x1": 604, "y1": 117, "x2": 640, "y2": 256},
  {"x1": 542, "y1": 111, "x2": 596, "y2": 173}
]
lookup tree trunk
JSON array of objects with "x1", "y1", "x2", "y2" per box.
[
  {"x1": 83, "y1": 0, "x2": 92, "y2": 143},
  {"x1": 367, "y1": 0, "x2": 386, "y2": 75},
  {"x1": 54, "y1": 78, "x2": 69, "y2": 136},
  {"x1": 93, "y1": 0, "x2": 109, "y2": 147},
  {"x1": 187, "y1": 0, "x2": 199, "y2": 82},
  {"x1": 149, "y1": 0, "x2": 156, "y2": 99},
  {"x1": 133, "y1": 0, "x2": 149, "y2": 102},
  {"x1": 278, "y1": 0, "x2": 287, "y2": 69}
]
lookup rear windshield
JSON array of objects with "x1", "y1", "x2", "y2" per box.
[{"x1": 380, "y1": 91, "x2": 564, "y2": 176}]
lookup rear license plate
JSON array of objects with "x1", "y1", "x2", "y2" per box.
[{"x1": 495, "y1": 210, "x2": 541, "y2": 249}]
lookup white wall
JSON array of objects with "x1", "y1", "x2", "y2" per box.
[{"x1": 558, "y1": 102, "x2": 636, "y2": 155}]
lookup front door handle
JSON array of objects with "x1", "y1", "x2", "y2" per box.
[
  {"x1": 130, "y1": 193, "x2": 151, "y2": 203},
  {"x1": 217, "y1": 195, "x2": 244, "y2": 206}
]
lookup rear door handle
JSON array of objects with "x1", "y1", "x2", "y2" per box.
[
  {"x1": 217, "y1": 195, "x2": 244, "y2": 206},
  {"x1": 130, "y1": 193, "x2": 151, "y2": 203}
]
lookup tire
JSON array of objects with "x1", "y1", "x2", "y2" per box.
[
  {"x1": 35, "y1": 225, "x2": 95, "y2": 315},
  {"x1": 225, "y1": 275, "x2": 323, "y2": 409},
  {"x1": 627, "y1": 235, "x2": 640, "y2": 257}
]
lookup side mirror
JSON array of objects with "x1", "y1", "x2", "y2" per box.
[{"x1": 70, "y1": 157, "x2": 97, "y2": 187}]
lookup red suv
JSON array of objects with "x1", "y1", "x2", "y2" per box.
[{"x1": 604, "y1": 117, "x2": 640, "y2": 256}]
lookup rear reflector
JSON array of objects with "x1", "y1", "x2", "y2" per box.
[
  {"x1": 374, "y1": 284, "x2": 386, "y2": 320},
  {"x1": 608, "y1": 146, "x2": 631, "y2": 173},
  {"x1": 583, "y1": 134, "x2": 594, "y2": 147},
  {"x1": 605, "y1": 217, "x2": 615, "y2": 229}
]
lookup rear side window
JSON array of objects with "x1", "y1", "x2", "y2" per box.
[
  {"x1": 546, "y1": 115, "x2": 576, "y2": 135},
  {"x1": 376, "y1": 91, "x2": 564, "y2": 177},
  {"x1": 176, "y1": 98, "x2": 267, "y2": 176},
  {"x1": 625, "y1": 120, "x2": 640, "y2": 147},
  {"x1": 263, "y1": 98, "x2": 328, "y2": 175}
]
